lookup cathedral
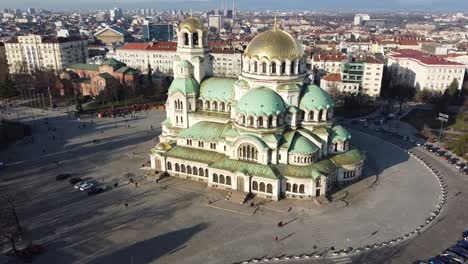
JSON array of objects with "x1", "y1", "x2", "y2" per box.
[{"x1": 150, "y1": 17, "x2": 365, "y2": 201}]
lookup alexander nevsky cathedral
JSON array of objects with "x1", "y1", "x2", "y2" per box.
[{"x1": 150, "y1": 17, "x2": 365, "y2": 201}]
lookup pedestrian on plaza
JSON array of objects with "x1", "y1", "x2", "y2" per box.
[
  {"x1": 275, "y1": 236, "x2": 278, "y2": 242},
  {"x1": 277, "y1": 221, "x2": 283, "y2": 227},
  {"x1": 135, "y1": 182, "x2": 138, "y2": 188},
  {"x1": 250, "y1": 202, "x2": 254, "y2": 207},
  {"x1": 125, "y1": 202, "x2": 128, "y2": 208},
  {"x1": 101, "y1": 130, "x2": 103, "y2": 133},
  {"x1": 156, "y1": 179, "x2": 159, "y2": 184}
]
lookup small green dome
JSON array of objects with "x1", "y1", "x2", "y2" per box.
[
  {"x1": 299, "y1": 85, "x2": 334, "y2": 111},
  {"x1": 330, "y1": 125, "x2": 351, "y2": 143},
  {"x1": 168, "y1": 77, "x2": 199, "y2": 96},
  {"x1": 199, "y1": 77, "x2": 236, "y2": 102},
  {"x1": 236, "y1": 87, "x2": 286, "y2": 116},
  {"x1": 178, "y1": 59, "x2": 193, "y2": 68},
  {"x1": 289, "y1": 133, "x2": 319, "y2": 155}
]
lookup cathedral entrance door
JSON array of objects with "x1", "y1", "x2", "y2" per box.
[
  {"x1": 315, "y1": 189, "x2": 321, "y2": 197},
  {"x1": 237, "y1": 176, "x2": 244, "y2": 192}
]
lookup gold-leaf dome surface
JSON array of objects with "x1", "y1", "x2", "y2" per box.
[
  {"x1": 244, "y1": 29, "x2": 304, "y2": 61},
  {"x1": 179, "y1": 17, "x2": 204, "y2": 32},
  {"x1": 155, "y1": 142, "x2": 172, "y2": 151}
]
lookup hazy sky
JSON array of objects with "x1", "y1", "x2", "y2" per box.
[{"x1": 1, "y1": 0, "x2": 467, "y2": 11}]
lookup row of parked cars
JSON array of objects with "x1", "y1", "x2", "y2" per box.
[
  {"x1": 416, "y1": 230, "x2": 468, "y2": 264},
  {"x1": 422, "y1": 144, "x2": 468, "y2": 175},
  {"x1": 55, "y1": 173, "x2": 105, "y2": 195}
]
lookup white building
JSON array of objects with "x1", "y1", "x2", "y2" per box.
[
  {"x1": 311, "y1": 53, "x2": 347, "y2": 74},
  {"x1": 362, "y1": 57, "x2": 384, "y2": 97},
  {"x1": 208, "y1": 15, "x2": 222, "y2": 30},
  {"x1": 149, "y1": 17, "x2": 365, "y2": 201},
  {"x1": 115, "y1": 40, "x2": 242, "y2": 77},
  {"x1": 387, "y1": 49, "x2": 465, "y2": 92},
  {"x1": 5, "y1": 34, "x2": 88, "y2": 74},
  {"x1": 354, "y1": 14, "x2": 370, "y2": 26}
]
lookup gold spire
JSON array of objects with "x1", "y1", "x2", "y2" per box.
[{"x1": 274, "y1": 16, "x2": 278, "y2": 31}]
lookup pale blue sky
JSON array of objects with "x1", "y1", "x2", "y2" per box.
[{"x1": 0, "y1": 0, "x2": 467, "y2": 11}]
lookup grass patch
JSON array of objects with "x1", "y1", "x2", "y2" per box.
[{"x1": 401, "y1": 109, "x2": 458, "y2": 131}]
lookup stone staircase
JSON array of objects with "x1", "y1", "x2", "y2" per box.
[{"x1": 226, "y1": 191, "x2": 249, "y2": 204}]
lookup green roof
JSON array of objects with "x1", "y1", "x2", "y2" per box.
[
  {"x1": 209, "y1": 158, "x2": 281, "y2": 179},
  {"x1": 299, "y1": 85, "x2": 334, "y2": 111},
  {"x1": 178, "y1": 121, "x2": 230, "y2": 140},
  {"x1": 263, "y1": 134, "x2": 282, "y2": 144},
  {"x1": 281, "y1": 131, "x2": 319, "y2": 154},
  {"x1": 191, "y1": 110, "x2": 230, "y2": 119},
  {"x1": 331, "y1": 148, "x2": 365, "y2": 166},
  {"x1": 276, "y1": 164, "x2": 322, "y2": 179},
  {"x1": 313, "y1": 127, "x2": 329, "y2": 136},
  {"x1": 68, "y1": 63, "x2": 99, "y2": 71},
  {"x1": 168, "y1": 77, "x2": 199, "y2": 96},
  {"x1": 115, "y1": 66, "x2": 139, "y2": 75},
  {"x1": 166, "y1": 146, "x2": 226, "y2": 164},
  {"x1": 199, "y1": 77, "x2": 236, "y2": 102},
  {"x1": 191, "y1": 56, "x2": 204, "y2": 63},
  {"x1": 277, "y1": 83, "x2": 302, "y2": 92},
  {"x1": 236, "y1": 87, "x2": 286, "y2": 117},
  {"x1": 98, "y1": 72, "x2": 114, "y2": 79},
  {"x1": 178, "y1": 59, "x2": 193, "y2": 68},
  {"x1": 222, "y1": 128, "x2": 240, "y2": 138},
  {"x1": 102, "y1": 58, "x2": 123, "y2": 67},
  {"x1": 234, "y1": 79, "x2": 249, "y2": 88},
  {"x1": 74, "y1": 78, "x2": 90, "y2": 84},
  {"x1": 330, "y1": 125, "x2": 351, "y2": 143}
]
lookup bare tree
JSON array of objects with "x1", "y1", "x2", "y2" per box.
[{"x1": 0, "y1": 190, "x2": 28, "y2": 253}]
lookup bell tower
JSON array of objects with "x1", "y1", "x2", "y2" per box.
[{"x1": 175, "y1": 17, "x2": 213, "y2": 83}]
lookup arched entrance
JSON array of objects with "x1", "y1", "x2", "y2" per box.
[{"x1": 237, "y1": 175, "x2": 244, "y2": 192}]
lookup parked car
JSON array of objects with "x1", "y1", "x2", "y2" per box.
[
  {"x1": 402, "y1": 136, "x2": 409, "y2": 141},
  {"x1": 428, "y1": 256, "x2": 447, "y2": 264},
  {"x1": 446, "y1": 247, "x2": 468, "y2": 259},
  {"x1": 430, "y1": 147, "x2": 440, "y2": 153},
  {"x1": 416, "y1": 141, "x2": 424, "y2": 146},
  {"x1": 409, "y1": 138, "x2": 416, "y2": 143},
  {"x1": 69, "y1": 178, "x2": 82, "y2": 185},
  {"x1": 436, "y1": 151, "x2": 446, "y2": 157},
  {"x1": 74, "y1": 181, "x2": 89, "y2": 189},
  {"x1": 456, "y1": 240, "x2": 468, "y2": 250},
  {"x1": 363, "y1": 122, "x2": 369, "y2": 127},
  {"x1": 463, "y1": 168, "x2": 468, "y2": 175},
  {"x1": 359, "y1": 118, "x2": 367, "y2": 123},
  {"x1": 79, "y1": 182, "x2": 94, "y2": 191},
  {"x1": 463, "y1": 227, "x2": 468, "y2": 238},
  {"x1": 455, "y1": 163, "x2": 466, "y2": 170},
  {"x1": 375, "y1": 127, "x2": 381, "y2": 131},
  {"x1": 437, "y1": 255, "x2": 460, "y2": 264},
  {"x1": 441, "y1": 252, "x2": 465, "y2": 263},
  {"x1": 87, "y1": 187, "x2": 104, "y2": 196},
  {"x1": 448, "y1": 158, "x2": 459, "y2": 164},
  {"x1": 424, "y1": 144, "x2": 433, "y2": 150},
  {"x1": 55, "y1": 173, "x2": 71, "y2": 181}
]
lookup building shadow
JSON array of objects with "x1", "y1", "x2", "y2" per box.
[{"x1": 88, "y1": 223, "x2": 208, "y2": 264}]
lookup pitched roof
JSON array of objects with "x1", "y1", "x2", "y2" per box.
[
  {"x1": 389, "y1": 49, "x2": 464, "y2": 66},
  {"x1": 178, "y1": 121, "x2": 231, "y2": 140},
  {"x1": 94, "y1": 26, "x2": 130, "y2": 37},
  {"x1": 322, "y1": 73, "x2": 341, "y2": 82},
  {"x1": 166, "y1": 146, "x2": 226, "y2": 164},
  {"x1": 118, "y1": 41, "x2": 177, "y2": 51},
  {"x1": 98, "y1": 72, "x2": 114, "y2": 79},
  {"x1": 102, "y1": 58, "x2": 123, "y2": 67},
  {"x1": 68, "y1": 63, "x2": 99, "y2": 71},
  {"x1": 209, "y1": 158, "x2": 281, "y2": 179}
]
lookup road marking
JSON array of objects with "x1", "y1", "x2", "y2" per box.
[{"x1": 332, "y1": 256, "x2": 353, "y2": 264}]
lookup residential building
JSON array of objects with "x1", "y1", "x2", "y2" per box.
[
  {"x1": 150, "y1": 17, "x2": 365, "y2": 201},
  {"x1": 362, "y1": 57, "x2": 384, "y2": 97},
  {"x1": 5, "y1": 34, "x2": 88, "y2": 74},
  {"x1": 312, "y1": 53, "x2": 347, "y2": 74},
  {"x1": 354, "y1": 14, "x2": 370, "y2": 26},
  {"x1": 208, "y1": 15, "x2": 222, "y2": 30},
  {"x1": 94, "y1": 26, "x2": 131, "y2": 45},
  {"x1": 387, "y1": 49, "x2": 465, "y2": 92},
  {"x1": 142, "y1": 22, "x2": 174, "y2": 41},
  {"x1": 210, "y1": 47, "x2": 241, "y2": 77}
]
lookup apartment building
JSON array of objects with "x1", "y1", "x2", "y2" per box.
[
  {"x1": 387, "y1": 49, "x2": 465, "y2": 92},
  {"x1": 362, "y1": 57, "x2": 384, "y2": 97},
  {"x1": 311, "y1": 53, "x2": 347, "y2": 74},
  {"x1": 115, "y1": 41, "x2": 242, "y2": 77},
  {"x1": 5, "y1": 34, "x2": 88, "y2": 74}
]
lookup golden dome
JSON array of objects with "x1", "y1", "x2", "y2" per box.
[
  {"x1": 155, "y1": 142, "x2": 172, "y2": 151},
  {"x1": 244, "y1": 28, "x2": 304, "y2": 61},
  {"x1": 179, "y1": 17, "x2": 204, "y2": 32}
]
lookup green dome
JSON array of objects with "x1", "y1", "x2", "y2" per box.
[
  {"x1": 168, "y1": 77, "x2": 199, "y2": 96},
  {"x1": 299, "y1": 85, "x2": 334, "y2": 111},
  {"x1": 330, "y1": 125, "x2": 351, "y2": 143},
  {"x1": 236, "y1": 87, "x2": 286, "y2": 116},
  {"x1": 178, "y1": 59, "x2": 193, "y2": 68},
  {"x1": 199, "y1": 77, "x2": 236, "y2": 102},
  {"x1": 281, "y1": 131, "x2": 319, "y2": 155}
]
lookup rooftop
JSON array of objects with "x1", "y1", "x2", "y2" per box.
[
  {"x1": 118, "y1": 41, "x2": 177, "y2": 52},
  {"x1": 389, "y1": 49, "x2": 464, "y2": 66}
]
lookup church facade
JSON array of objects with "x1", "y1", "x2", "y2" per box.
[{"x1": 150, "y1": 17, "x2": 365, "y2": 201}]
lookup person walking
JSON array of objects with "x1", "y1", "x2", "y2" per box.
[
  {"x1": 275, "y1": 236, "x2": 278, "y2": 242},
  {"x1": 125, "y1": 202, "x2": 128, "y2": 208},
  {"x1": 135, "y1": 182, "x2": 138, "y2": 188}
]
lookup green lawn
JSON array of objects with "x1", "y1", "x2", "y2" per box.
[{"x1": 401, "y1": 109, "x2": 459, "y2": 131}]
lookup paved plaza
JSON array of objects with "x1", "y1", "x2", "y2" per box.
[{"x1": 0, "y1": 105, "x2": 466, "y2": 264}]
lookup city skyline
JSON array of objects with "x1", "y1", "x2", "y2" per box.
[{"x1": 1, "y1": 0, "x2": 468, "y2": 11}]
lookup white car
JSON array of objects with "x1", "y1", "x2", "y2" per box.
[
  {"x1": 79, "y1": 182, "x2": 94, "y2": 191},
  {"x1": 74, "y1": 181, "x2": 88, "y2": 189},
  {"x1": 415, "y1": 141, "x2": 423, "y2": 146}
]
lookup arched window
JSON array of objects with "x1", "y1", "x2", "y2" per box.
[
  {"x1": 205, "y1": 169, "x2": 208, "y2": 177},
  {"x1": 258, "y1": 117, "x2": 263, "y2": 127},
  {"x1": 259, "y1": 182, "x2": 266, "y2": 192},
  {"x1": 183, "y1": 33, "x2": 189, "y2": 45},
  {"x1": 271, "y1": 62, "x2": 276, "y2": 74},
  {"x1": 220, "y1": 174, "x2": 225, "y2": 184},
  {"x1": 193, "y1": 166, "x2": 198, "y2": 175},
  {"x1": 199, "y1": 168, "x2": 204, "y2": 176},
  {"x1": 193, "y1": 32, "x2": 199, "y2": 46},
  {"x1": 226, "y1": 176, "x2": 231, "y2": 185},
  {"x1": 238, "y1": 143, "x2": 258, "y2": 161},
  {"x1": 213, "y1": 101, "x2": 218, "y2": 111},
  {"x1": 318, "y1": 109, "x2": 323, "y2": 121},
  {"x1": 220, "y1": 102, "x2": 225, "y2": 111},
  {"x1": 267, "y1": 184, "x2": 273, "y2": 194},
  {"x1": 167, "y1": 162, "x2": 172, "y2": 171},
  {"x1": 248, "y1": 116, "x2": 254, "y2": 126},
  {"x1": 268, "y1": 115, "x2": 273, "y2": 127},
  {"x1": 281, "y1": 61, "x2": 286, "y2": 74},
  {"x1": 187, "y1": 166, "x2": 192, "y2": 174},
  {"x1": 316, "y1": 178, "x2": 321, "y2": 187},
  {"x1": 241, "y1": 115, "x2": 246, "y2": 125},
  {"x1": 206, "y1": 101, "x2": 211, "y2": 110},
  {"x1": 181, "y1": 164, "x2": 186, "y2": 173},
  {"x1": 290, "y1": 61, "x2": 295, "y2": 74},
  {"x1": 299, "y1": 184, "x2": 305, "y2": 194},
  {"x1": 262, "y1": 62, "x2": 266, "y2": 74},
  {"x1": 252, "y1": 181, "x2": 258, "y2": 190},
  {"x1": 286, "y1": 182, "x2": 291, "y2": 191},
  {"x1": 309, "y1": 111, "x2": 314, "y2": 121},
  {"x1": 292, "y1": 184, "x2": 298, "y2": 193},
  {"x1": 175, "y1": 163, "x2": 180, "y2": 172},
  {"x1": 213, "y1": 173, "x2": 218, "y2": 182},
  {"x1": 254, "y1": 61, "x2": 258, "y2": 73}
]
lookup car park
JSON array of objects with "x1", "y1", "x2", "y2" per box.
[
  {"x1": 447, "y1": 247, "x2": 468, "y2": 258},
  {"x1": 436, "y1": 151, "x2": 446, "y2": 157},
  {"x1": 69, "y1": 178, "x2": 82, "y2": 184},
  {"x1": 428, "y1": 256, "x2": 447, "y2": 264},
  {"x1": 437, "y1": 255, "x2": 460, "y2": 264},
  {"x1": 456, "y1": 240, "x2": 468, "y2": 250},
  {"x1": 441, "y1": 253, "x2": 465, "y2": 263},
  {"x1": 416, "y1": 141, "x2": 424, "y2": 146},
  {"x1": 424, "y1": 144, "x2": 433, "y2": 150},
  {"x1": 79, "y1": 182, "x2": 94, "y2": 191},
  {"x1": 402, "y1": 136, "x2": 409, "y2": 141},
  {"x1": 409, "y1": 138, "x2": 415, "y2": 143},
  {"x1": 55, "y1": 173, "x2": 71, "y2": 181},
  {"x1": 463, "y1": 227, "x2": 468, "y2": 239}
]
